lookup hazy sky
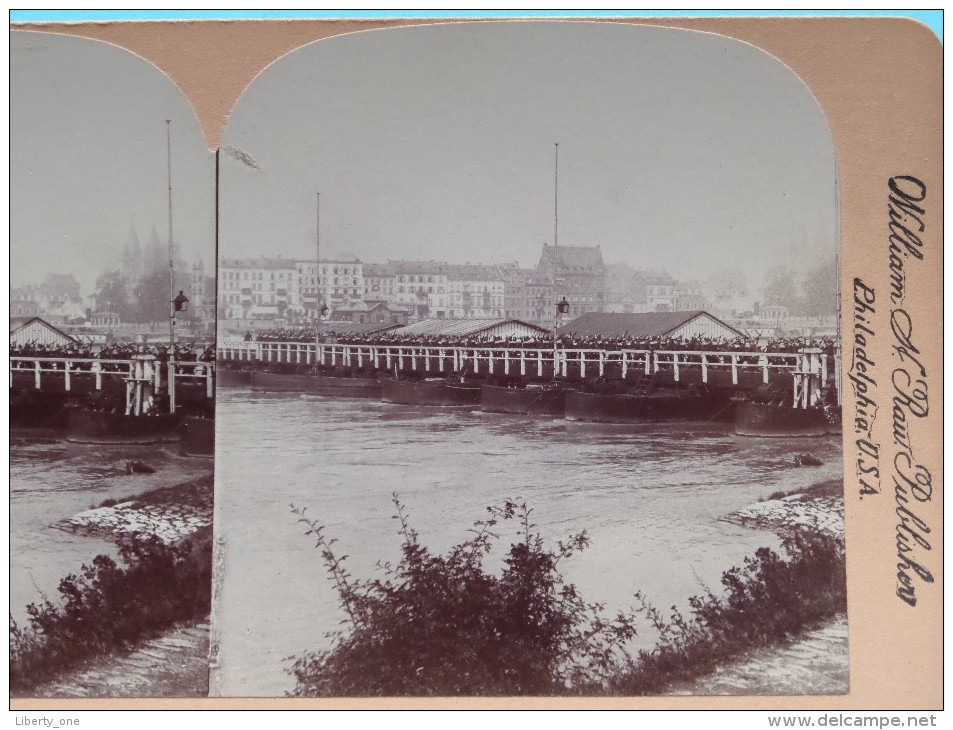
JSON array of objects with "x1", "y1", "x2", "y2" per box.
[
  {"x1": 221, "y1": 22, "x2": 836, "y2": 284},
  {"x1": 10, "y1": 31, "x2": 215, "y2": 294}
]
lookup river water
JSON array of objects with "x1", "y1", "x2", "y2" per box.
[
  {"x1": 212, "y1": 389, "x2": 845, "y2": 697},
  {"x1": 9, "y1": 435, "x2": 212, "y2": 626}
]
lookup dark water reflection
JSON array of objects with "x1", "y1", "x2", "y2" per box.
[{"x1": 212, "y1": 390, "x2": 844, "y2": 697}]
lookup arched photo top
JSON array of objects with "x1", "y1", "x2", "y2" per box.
[{"x1": 220, "y1": 20, "x2": 836, "y2": 311}]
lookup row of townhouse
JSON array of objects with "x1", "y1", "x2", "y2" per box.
[
  {"x1": 218, "y1": 257, "x2": 364, "y2": 321},
  {"x1": 218, "y1": 244, "x2": 612, "y2": 326}
]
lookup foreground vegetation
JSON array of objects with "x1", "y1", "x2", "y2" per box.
[
  {"x1": 290, "y1": 494, "x2": 846, "y2": 697},
  {"x1": 10, "y1": 531, "x2": 211, "y2": 695}
]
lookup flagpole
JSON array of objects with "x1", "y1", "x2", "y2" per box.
[
  {"x1": 166, "y1": 119, "x2": 177, "y2": 413},
  {"x1": 315, "y1": 192, "x2": 321, "y2": 369},
  {"x1": 552, "y1": 142, "x2": 559, "y2": 362}
]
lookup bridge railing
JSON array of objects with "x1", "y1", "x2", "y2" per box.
[
  {"x1": 217, "y1": 341, "x2": 828, "y2": 386},
  {"x1": 10, "y1": 356, "x2": 215, "y2": 397}
]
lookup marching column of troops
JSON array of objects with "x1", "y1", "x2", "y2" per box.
[
  {"x1": 248, "y1": 327, "x2": 836, "y2": 357},
  {"x1": 10, "y1": 341, "x2": 216, "y2": 372}
]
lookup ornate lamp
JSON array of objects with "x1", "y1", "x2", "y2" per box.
[{"x1": 172, "y1": 290, "x2": 190, "y2": 313}]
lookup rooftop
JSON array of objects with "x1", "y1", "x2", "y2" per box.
[
  {"x1": 391, "y1": 318, "x2": 546, "y2": 337},
  {"x1": 557, "y1": 310, "x2": 742, "y2": 339}
]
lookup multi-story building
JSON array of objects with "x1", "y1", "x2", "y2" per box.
[
  {"x1": 376, "y1": 260, "x2": 450, "y2": 319},
  {"x1": 294, "y1": 258, "x2": 364, "y2": 320},
  {"x1": 219, "y1": 256, "x2": 297, "y2": 322},
  {"x1": 531, "y1": 244, "x2": 608, "y2": 326},
  {"x1": 189, "y1": 257, "x2": 216, "y2": 326},
  {"x1": 445, "y1": 264, "x2": 509, "y2": 319},
  {"x1": 363, "y1": 262, "x2": 398, "y2": 301},
  {"x1": 11, "y1": 282, "x2": 85, "y2": 324}
]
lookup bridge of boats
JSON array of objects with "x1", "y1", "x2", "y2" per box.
[{"x1": 218, "y1": 339, "x2": 836, "y2": 393}]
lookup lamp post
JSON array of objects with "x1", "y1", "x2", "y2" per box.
[
  {"x1": 169, "y1": 290, "x2": 189, "y2": 413},
  {"x1": 314, "y1": 193, "x2": 322, "y2": 369}
]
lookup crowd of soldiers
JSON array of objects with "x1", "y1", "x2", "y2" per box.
[
  {"x1": 10, "y1": 340, "x2": 215, "y2": 371},
  {"x1": 246, "y1": 327, "x2": 836, "y2": 355}
]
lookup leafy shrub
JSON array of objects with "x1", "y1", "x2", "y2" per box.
[
  {"x1": 288, "y1": 496, "x2": 638, "y2": 697},
  {"x1": 289, "y1": 497, "x2": 847, "y2": 697},
  {"x1": 614, "y1": 528, "x2": 847, "y2": 695},
  {"x1": 10, "y1": 532, "x2": 211, "y2": 694}
]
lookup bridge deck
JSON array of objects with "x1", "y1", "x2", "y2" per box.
[
  {"x1": 217, "y1": 340, "x2": 833, "y2": 388},
  {"x1": 10, "y1": 356, "x2": 214, "y2": 397}
]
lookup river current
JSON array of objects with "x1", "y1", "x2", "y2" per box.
[
  {"x1": 10, "y1": 438, "x2": 212, "y2": 626},
  {"x1": 212, "y1": 389, "x2": 844, "y2": 697}
]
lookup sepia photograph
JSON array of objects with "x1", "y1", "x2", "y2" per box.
[
  {"x1": 212, "y1": 21, "x2": 846, "y2": 698},
  {"x1": 10, "y1": 30, "x2": 216, "y2": 697},
  {"x1": 7, "y1": 10, "x2": 943, "y2": 716}
]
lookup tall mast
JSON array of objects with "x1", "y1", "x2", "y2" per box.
[
  {"x1": 553, "y1": 141, "x2": 559, "y2": 292},
  {"x1": 315, "y1": 192, "x2": 321, "y2": 358},
  {"x1": 166, "y1": 119, "x2": 174, "y2": 347},
  {"x1": 552, "y1": 142, "x2": 559, "y2": 351},
  {"x1": 165, "y1": 119, "x2": 178, "y2": 412}
]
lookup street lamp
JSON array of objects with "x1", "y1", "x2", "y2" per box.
[
  {"x1": 169, "y1": 290, "x2": 189, "y2": 414},
  {"x1": 556, "y1": 296, "x2": 570, "y2": 316},
  {"x1": 173, "y1": 290, "x2": 190, "y2": 313}
]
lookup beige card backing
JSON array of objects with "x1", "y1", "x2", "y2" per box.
[{"x1": 9, "y1": 16, "x2": 942, "y2": 710}]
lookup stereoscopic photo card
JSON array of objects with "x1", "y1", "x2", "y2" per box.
[{"x1": 8, "y1": 14, "x2": 941, "y2": 711}]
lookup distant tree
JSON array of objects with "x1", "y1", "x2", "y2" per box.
[
  {"x1": 704, "y1": 267, "x2": 749, "y2": 297},
  {"x1": 132, "y1": 267, "x2": 171, "y2": 325},
  {"x1": 128, "y1": 228, "x2": 191, "y2": 324},
  {"x1": 92, "y1": 271, "x2": 130, "y2": 315},
  {"x1": 761, "y1": 265, "x2": 799, "y2": 309},
  {"x1": 799, "y1": 259, "x2": 837, "y2": 317},
  {"x1": 41, "y1": 273, "x2": 82, "y2": 302},
  {"x1": 121, "y1": 227, "x2": 143, "y2": 281}
]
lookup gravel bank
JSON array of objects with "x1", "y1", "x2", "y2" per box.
[{"x1": 52, "y1": 476, "x2": 212, "y2": 544}]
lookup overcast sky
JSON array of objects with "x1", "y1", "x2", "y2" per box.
[
  {"x1": 10, "y1": 31, "x2": 214, "y2": 295},
  {"x1": 221, "y1": 22, "x2": 836, "y2": 285}
]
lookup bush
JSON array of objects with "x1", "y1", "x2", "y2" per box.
[
  {"x1": 614, "y1": 528, "x2": 847, "y2": 695},
  {"x1": 10, "y1": 532, "x2": 211, "y2": 694},
  {"x1": 288, "y1": 495, "x2": 638, "y2": 696},
  {"x1": 289, "y1": 497, "x2": 847, "y2": 697}
]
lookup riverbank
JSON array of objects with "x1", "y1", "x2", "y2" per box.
[
  {"x1": 667, "y1": 477, "x2": 847, "y2": 696},
  {"x1": 26, "y1": 620, "x2": 210, "y2": 698},
  {"x1": 11, "y1": 472, "x2": 213, "y2": 698}
]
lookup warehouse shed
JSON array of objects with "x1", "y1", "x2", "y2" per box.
[
  {"x1": 557, "y1": 310, "x2": 743, "y2": 341},
  {"x1": 391, "y1": 318, "x2": 547, "y2": 339},
  {"x1": 10, "y1": 316, "x2": 78, "y2": 348}
]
